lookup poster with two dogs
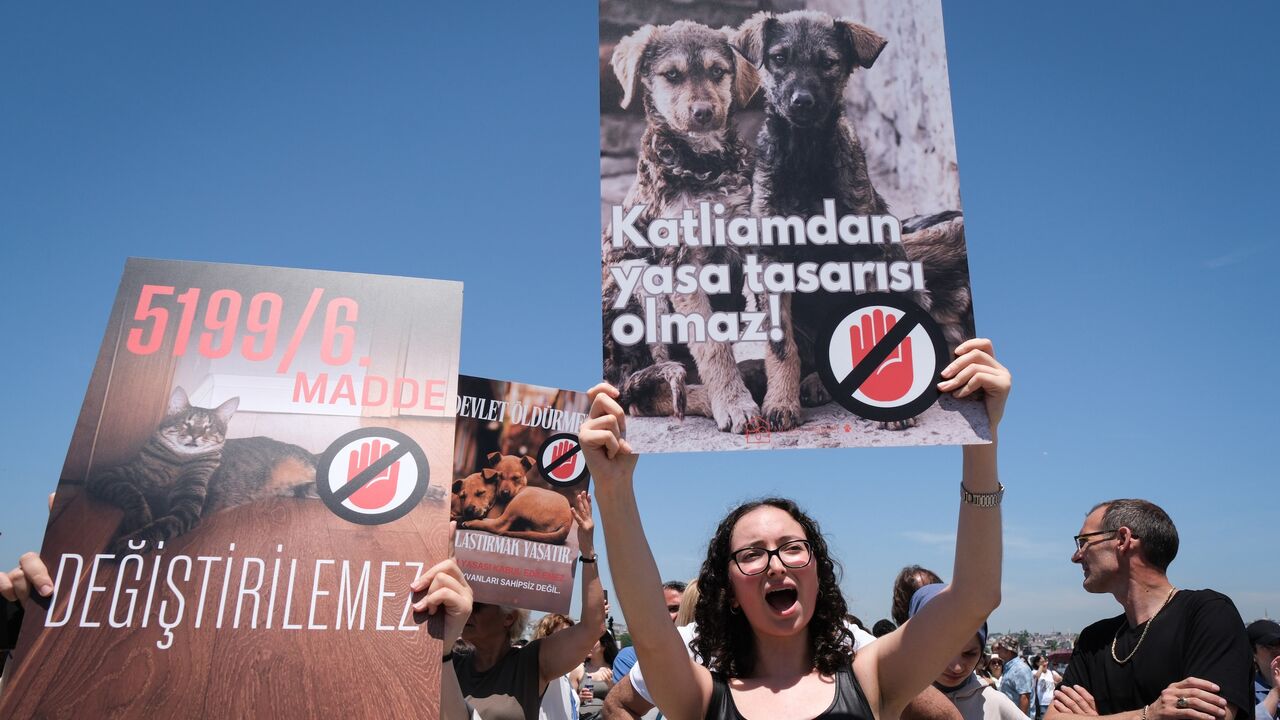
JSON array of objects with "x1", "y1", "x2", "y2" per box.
[
  {"x1": 600, "y1": 0, "x2": 990, "y2": 452},
  {"x1": 451, "y1": 377, "x2": 591, "y2": 614}
]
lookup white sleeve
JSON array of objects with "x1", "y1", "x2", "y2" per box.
[
  {"x1": 630, "y1": 659, "x2": 653, "y2": 704},
  {"x1": 631, "y1": 623, "x2": 699, "y2": 705},
  {"x1": 849, "y1": 623, "x2": 876, "y2": 651}
]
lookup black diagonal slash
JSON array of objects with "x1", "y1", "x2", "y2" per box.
[
  {"x1": 542, "y1": 442, "x2": 582, "y2": 477},
  {"x1": 332, "y1": 441, "x2": 413, "y2": 504},
  {"x1": 835, "y1": 311, "x2": 921, "y2": 400}
]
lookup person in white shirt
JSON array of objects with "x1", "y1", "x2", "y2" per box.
[{"x1": 1032, "y1": 655, "x2": 1060, "y2": 720}]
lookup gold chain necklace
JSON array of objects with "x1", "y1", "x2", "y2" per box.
[{"x1": 1111, "y1": 586, "x2": 1177, "y2": 665}]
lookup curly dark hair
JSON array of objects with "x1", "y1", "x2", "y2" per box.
[{"x1": 692, "y1": 497, "x2": 852, "y2": 678}]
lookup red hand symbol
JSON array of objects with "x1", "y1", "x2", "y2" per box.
[
  {"x1": 548, "y1": 440, "x2": 578, "y2": 481},
  {"x1": 346, "y1": 439, "x2": 400, "y2": 509},
  {"x1": 849, "y1": 309, "x2": 914, "y2": 402}
]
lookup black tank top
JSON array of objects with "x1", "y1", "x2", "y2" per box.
[{"x1": 705, "y1": 665, "x2": 875, "y2": 720}]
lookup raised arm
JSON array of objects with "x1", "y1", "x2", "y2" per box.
[
  {"x1": 858, "y1": 338, "x2": 1009, "y2": 718},
  {"x1": 582, "y1": 384, "x2": 711, "y2": 720},
  {"x1": 539, "y1": 491, "x2": 608, "y2": 686}
]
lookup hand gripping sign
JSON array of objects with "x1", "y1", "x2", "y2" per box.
[
  {"x1": 536, "y1": 433, "x2": 591, "y2": 487},
  {"x1": 317, "y1": 427, "x2": 431, "y2": 524},
  {"x1": 816, "y1": 293, "x2": 950, "y2": 423}
]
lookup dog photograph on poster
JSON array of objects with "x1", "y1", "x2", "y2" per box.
[
  {"x1": 451, "y1": 376, "x2": 591, "y2": 613},
  {"x1": 600, "y1": 0, "x2": 990, "y2": 453}
]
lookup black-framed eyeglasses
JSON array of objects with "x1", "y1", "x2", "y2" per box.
[
  {"x1": 1073, "y1": 529, "x2": 1136, "y2": 551},
  {"x1": 731, "y1": 540, "x2": 813, "y2": 576}
]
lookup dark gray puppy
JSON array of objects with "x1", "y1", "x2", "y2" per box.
[{"x1": 734, "y1": 10, "x2": 922, "y2": 431}]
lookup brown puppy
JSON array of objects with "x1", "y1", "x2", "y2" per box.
[
  {"x1": 603, "y1": 20, "x2": 764, "y2": 434},
  {"x1": 452, "y1": 471, "x2": 501, "y2": 523},
  {"x1": 485, "y1": 451, "x2": 542, "y2": 502},
  {"x1": 459, "y1": 486, "x2": 573, "y2": 545}
]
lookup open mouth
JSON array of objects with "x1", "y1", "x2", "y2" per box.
[{"x1": 765, "y1": 587, "x2": 799, "y2": 615}]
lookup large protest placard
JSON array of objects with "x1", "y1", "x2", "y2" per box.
[
  {"x1": 452, "y1": 377, "x2": 590, "y2": 614},
  {"x1": 1, "y1": 258, "x2": 462, "y2": 719},
  {"x1": 600, "y1": 0, "x2": 989, "y2": 452}
]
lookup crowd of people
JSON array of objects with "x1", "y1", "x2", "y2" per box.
[{"x1": 3, "y1": 341, "x2": 1277, "y2": 720}]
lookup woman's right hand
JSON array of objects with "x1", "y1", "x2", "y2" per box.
[
  {"x1": 580, "y1": 383, "x2": 638, "y2": 489},
  {"x1": 938, "y1": 337, "x2": 1011, "y2": 431}
]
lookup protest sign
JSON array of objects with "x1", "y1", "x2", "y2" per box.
[
  {"x1": 599, "y1": 0, "x2": 989, "y2": 452},
  {"x1": 1, "y1": 258, "x2": 462, "y2": 719},
  {"x1": 452, "y1": 377, "x2": 590, "y2": 614}
]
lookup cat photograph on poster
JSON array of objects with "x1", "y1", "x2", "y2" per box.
[
  {"x1": 88, "y1": 386, "x2": 318, "y2": 555},
  {"x1": 600, "y1": 0, "x2": 987, "y2": 453}
]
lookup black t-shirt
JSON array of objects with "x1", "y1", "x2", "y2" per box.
[
  {"x1": 454, "y1": 639, "x2": 544, "y2": 720},
  {"x1": 1061, "y1": 589, "x2": 1253, "y2": 716}
]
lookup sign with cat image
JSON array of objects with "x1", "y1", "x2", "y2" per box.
[
  {"x1": 452, "y1": 376, "x2": 591, "y2": 613},
  {"x1": 598, "y1": 0, "x2": 991, "y2": 453},
  {"x1": 1, "y1": 258, "x2": 463, "y2": 719}
]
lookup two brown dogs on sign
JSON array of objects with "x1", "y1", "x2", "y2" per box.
[{"x1": 451, "y1": 452, "x2": 573, "y2": 544}]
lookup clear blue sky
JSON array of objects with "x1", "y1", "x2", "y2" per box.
[{"x1": 2, "y1": 1, "x2": 1277, "y2": 633}]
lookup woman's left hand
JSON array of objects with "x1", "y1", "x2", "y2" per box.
[
  {"x1": 410, "y1": 523, "x2": 473, "y2": 648},
  {"x1": 572, "y1": 491, "x2": 595, "y2": 556},
  {"x1": 937, "y1": 338, "x2": 1011, "y2": 430}
]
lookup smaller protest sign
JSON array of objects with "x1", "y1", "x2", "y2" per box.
[{"x1": 452, "y1": 377, "x2": 590, "y2": 614}]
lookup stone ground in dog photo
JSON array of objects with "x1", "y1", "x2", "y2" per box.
[{"x1": 626, "y1": 394, "x2": 990, "y2": 452}]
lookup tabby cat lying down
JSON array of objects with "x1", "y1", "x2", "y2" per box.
[{"x1": 88, "y1": 387, "x2": 317, "y2": 555}]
